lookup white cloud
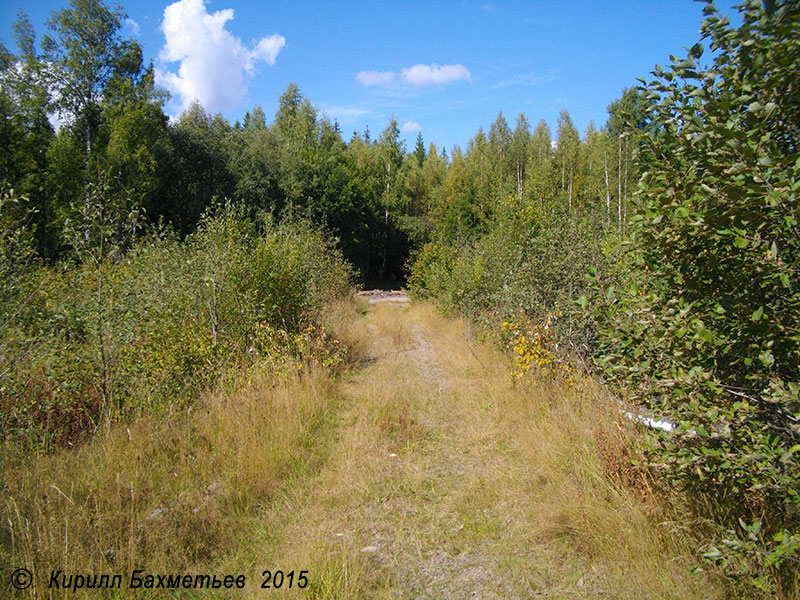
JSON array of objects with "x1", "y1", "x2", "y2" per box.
[
  {"x1": 356, "y1": 63, "x2": 471, "y2": 89},
  {"x1": 356, "y1": 70, "x2": 396, "y2": 87},
  {"x1": 124, "y1": 18, "x2": 140, "y2": 36},
  {"x1": 401, "y1": 63, "x2": 471, "y2": 87},
  {"x1": 156, "y1": 0, "x2": 286, "y2": 115},
  {"x1": 400, "y1": 120, "x2": 422, "y2": 133}
]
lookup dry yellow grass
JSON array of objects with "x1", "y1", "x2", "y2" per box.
[
  {"x1": 228, "y1": 301, "x2": 727, "y2": 599},
  {"x1": 1, "y1": 299, "x2": 729, "y2": 598},
  {"x1": 1, "y1": 361, "x2": 342, "y2": 597}
]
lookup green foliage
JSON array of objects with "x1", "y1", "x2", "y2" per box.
[
  {"x1": 0, "y1": 203, "x2": 353, "y2": 450},
  {"x1": 590, "y1": 1, "x2": 800, "y2": 592},
  {"x1": 410, "y1": 196, "x2": 614, "y2": 356},
  {"x1": 42, "y1": 0, "x2": 138, "y2": 130},
  {"x1": 104, "y1": 99, "x2": 171, "y2": 218},
  {"x1": 555, "y1": 109, "x2": 580, "y2": 206},
  {"x1": 0, "y1": 189, "x2": 41, "y2": 385},
  {"x1": 1, "y1": 16, "x2": 56, "y2": 256},
  {"x1": 407, "y1": 79, "x2": 631, "y2": 376},
  {"x1": 406, "y1": 241, "x2": 455, "y2": 302}
]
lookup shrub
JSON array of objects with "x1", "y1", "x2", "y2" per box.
[
  {"x1": 0, "y1": 203, "x2": 353, "y2": 450},
  {"x1": 408, "y1": 196, "x2": 616, "y2": 360},
  {"x1": 588, "y1": 1, "x2": 800, "y2": 593}
]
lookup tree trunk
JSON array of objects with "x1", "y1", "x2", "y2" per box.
[
  {"x1": 617, "y1": 135, "x2": 622, "y2": 231},
  {"x1": 623, "y1": 136, "x2": 629, "y2": 229},
  {"x1": 603, "y1": 151, "x2": 611, "y2": 225},
  {"x1": 84, "y1": 123, "x2": 92, "y2": 242}
]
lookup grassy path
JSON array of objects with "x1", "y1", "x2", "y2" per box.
[
  {"x1": 2, "y1": 298, "x2": 726, "y2": 599},
  {"x1": 239, "y1": 300, "x2": 723, "y2": 599}
]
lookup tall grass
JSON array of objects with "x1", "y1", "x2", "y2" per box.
[{"x1": 1, "y1": 358, "x2": 347, "y2": 598}]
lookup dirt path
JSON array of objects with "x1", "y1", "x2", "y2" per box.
[
  {"x1": 354, "y1": 289, "x2": 411, "y2": 304},
  {"x1": 249, "y1": 300, "x2": 720, "y2": 599},
  {"x1": 251, "y1": 301, "x2": 522, "y2": 597}
]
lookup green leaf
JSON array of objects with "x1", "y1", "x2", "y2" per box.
[
  {"x1": 780, "y1": 447, "x2": 799, "y2": 463},
  {"x1": 758, "y1": 156, "x2": 775, "y2": 168},
  {"x1": 766, "y1": 190, "x2": 781, "y2": 206},
  {"x1": 726, "y1": 163, "x2": 747, "y2": 175},
  {"x1": 751, "y1": 306, "x2": 764, "y2": 321},
  {"x1": 758, "y1": 349, "x2": 774, "y2": 367}
]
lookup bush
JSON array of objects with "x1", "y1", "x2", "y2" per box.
[
  {"x1": 409, "y1": 196, "x2": 616, "y2": 360},
  {"x1": 589, "y1": 1, "x2": 800, "y2": 593},
  {"x1": 0, "y1": 203, "x2": 353, "y2": 450}
]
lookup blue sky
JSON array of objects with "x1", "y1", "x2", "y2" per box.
[{"x1": 1, "y1": 0, "x2": 738, "y2": 153}]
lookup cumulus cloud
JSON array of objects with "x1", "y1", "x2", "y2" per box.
[
  {"x1": 400, "y1": 120, "x2": 422, "y2": 133},
  {"x1": 156, "y1": 0, "x2": 286, "y2": 115},
  {"x1": 356, "y1": 63, "x2": 471, "y2": 89},
  {"x1": 401, "y1": 63, "x2": 471, "y2": 87}
]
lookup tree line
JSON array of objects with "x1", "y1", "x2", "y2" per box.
[{"x1": 1, "y1": 0, "x2": 645, "y2": 283}]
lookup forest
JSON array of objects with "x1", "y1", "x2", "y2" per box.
[{"x1": 1, "y1": 0, "x2": 798, "y2": 597}]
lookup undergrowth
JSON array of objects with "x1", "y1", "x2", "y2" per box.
[{"x1": 0, "y1": 202, "x2": 353, "y2": 451}]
